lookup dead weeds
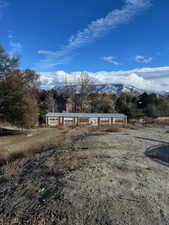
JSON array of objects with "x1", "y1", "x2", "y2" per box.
[
  {"x1": 105, "y1": 126, "x2": 121, "y2": 132},
  {"x1": 45, "y1": 150, "x2": 93, "y2": 175},
  {"x1": 0, "y1": 127, "x2": 88, "y2": 166}
]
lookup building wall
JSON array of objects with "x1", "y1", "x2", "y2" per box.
[
  {"x1": 46, "y1": 116, "x2": 127, "y2": 127},
  {"x1": 89, "y1": 118, "x2": 98, "y2": 126}
]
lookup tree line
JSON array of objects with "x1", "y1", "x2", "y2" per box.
[
  {"x1": 39, "y1": 88, "x2": 169, "y2": 119},
  {"x1": 1, "y1": 45, "x2": 169, "y2": 128}
]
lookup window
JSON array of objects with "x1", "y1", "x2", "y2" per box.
[
  {"x1": 48, "y1": 117, "x2": 59, "y2": 125},
  {"x1": 64, "y1": 118, "x2": 73, "y2": 125},
  {"x1": 114, "y1": 118, "x2": 124, "y2": 123},
  {"x1": 79, "y1": 118, "x2": 89, "y2": 123},
  {"x1": 100, "y1": 118, "x2": 110, "y2": 124}
]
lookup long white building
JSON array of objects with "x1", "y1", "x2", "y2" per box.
[{"x1": 46, "y1": 113, "x2": 127, "y2": 127}]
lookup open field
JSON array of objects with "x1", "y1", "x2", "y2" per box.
[
  {"x1": 0, "y1": 126, "x2": 169, "y2": 224},
  {"x1": 0, "y1": 127, "x2": 87, "y2": 164}
]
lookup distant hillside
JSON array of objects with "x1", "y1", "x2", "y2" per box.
[{"x1": 54, "y1": 83, "x2": 145, "y2": 95}]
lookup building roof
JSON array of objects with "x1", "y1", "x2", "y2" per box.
[{"x1": 46, "y1": 113, "x2": 127, "y2": 118}]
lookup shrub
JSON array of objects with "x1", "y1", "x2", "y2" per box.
[
  {"x1": 105, "y1": 126, "x2": 121, "y2": 132},
  {"x1": 123, "y1": 123, "x2": 144, "y2": 129}
]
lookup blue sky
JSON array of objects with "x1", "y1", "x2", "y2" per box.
[{"x1": 0, "y1": 0, "x2": 169, "y2": 91}]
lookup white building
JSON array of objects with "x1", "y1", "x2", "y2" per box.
[{"x1": 46, "y1": 113, "x2": 127, "y2": 127}]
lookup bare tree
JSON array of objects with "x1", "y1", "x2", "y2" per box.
[
  {"x1": 89, "y1": 94, "x2": 116, "y2": 113},
  {"x1": 45, "y1": 92, "x2": 58, "y2": 113},
  {"x1": 78, "y1": 72, "x2": 96, "y2": 112},
  {"x1": 62, "y1": 73, "x2": 77, "y2": 112},
  {"x1": 0, "y1": 45, "x2": 19, "y2": 78}
]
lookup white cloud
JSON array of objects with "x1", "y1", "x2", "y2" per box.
[
  {"x1": 67, "y1": 0, "x2": 151, "y2": 49},
  {"x1": 36, "y1": 0, "x2": 151, "y2": 70},
  {"x1": 38, "y1": 50, "x2": 57, "y2": 56},
  {"x1": 8, "y1": 32, "x2": 23, "y2": 56},
  {"x1": 39, "y1": 66, "x2": 169, "y2": 92},
  {"x1": 8, "y1": 34, "x2": 13, "y2": 39},
  {"x1": 8, "y1": 30, "x2": 14, "y2": 39},
  {"x1": 102, "y1": 56, "x2": 121, "y2": 65},
  {"x1": 9, "y1": 40, "x2": 23, "y2": 56},
  {"x1": 126, "y1": 0, "x2": 148, "y2": 5},
  {"x1": 135, "y1": 55, "x2": 153, "y2": 63},
  {"x1": 124, "y1": 73, "x2": 153, "y2": 89}
]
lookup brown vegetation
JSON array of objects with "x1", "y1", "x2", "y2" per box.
[
  {"x1": 45, "y1": 150, "x2": 92, "y2": 175},
  {"x1": 0, "y1": 127, "x2": 88, "y2": 165},
  {"x1": 123, "y1": 123, "x2": 144, "y2": 129},
  {"x1": 105, "y1": 126, "x2": 121, "y2": 132}
]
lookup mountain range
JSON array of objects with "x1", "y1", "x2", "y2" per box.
[{"x1": 54, "y1": 83, "x2": 145, "y2": 95}]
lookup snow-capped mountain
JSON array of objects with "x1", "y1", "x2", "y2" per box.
[
  {"x1": 160, "y1": 90, "x2": 169, "y2": 95},
  {"x1": 54, "y1": 83, "x2": 145, "y2": 95}
]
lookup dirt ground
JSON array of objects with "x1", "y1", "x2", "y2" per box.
[
  {"x1": 0, "y1": 126, "x2": 169, "y2": 224},
  {"x1": 62, "y1": 127, "x2": 169, "y2": 225}
]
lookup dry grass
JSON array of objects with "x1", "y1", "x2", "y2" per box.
[
  {"x1": 123, "y1": 119, "x2": 169, "y2": 129},
  {"x1": 0, "y1": 127, "x2": 88, "y2": 165},
  {"x1": 141, "y1": 118, "x2": 169, "y2": 128},
  {"x1": 89, "y1": 125, "x2": 122, "y2": 133},
  {"x1": 105, "y1": 126, "x2": 121, "y2": 132},
  {"x1": 80, "y1": 151, "x2": 93, "y2": 160},
  {"x1": 45, "y1": 152, "x2": 80, "y2": 173},
  {"x1": 3, "y1": 159, "x2": 21, "y2": 179},
  {"x1": 45, "y1": 150, "x2": 93, "y2": 176},
  {"x1": 152, "y1": 119, "x2": 169, "y2": 126},
  {"x1": 123, "y1": 123, "x2": 144, "y2": 129}
]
